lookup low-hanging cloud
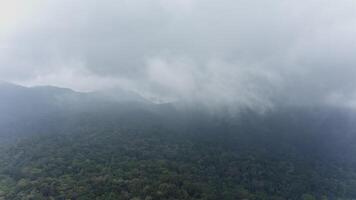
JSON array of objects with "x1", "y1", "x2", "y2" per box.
[{"x1": 0, "y1": 0, "x2": 356, "y2": 109}]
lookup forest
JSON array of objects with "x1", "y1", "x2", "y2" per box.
[
  {"x1": 0, "y1": 84, "x2": 356, "y2": 200},
  {"x1": 1, "y1": 0, "x2": 356, "y2": 199}
]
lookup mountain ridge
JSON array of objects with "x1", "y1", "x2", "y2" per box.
[{"x1": 1, "y1": 81, "x2": 356, "y2": 199}]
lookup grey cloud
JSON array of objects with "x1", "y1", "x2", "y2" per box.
[{"x1": 0, "y1": 0, "x2": 355, "y2": 109}]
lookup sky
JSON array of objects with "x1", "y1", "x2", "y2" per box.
[{"x1": 0, "y1": 0, "x2": 356, "y2": 109}]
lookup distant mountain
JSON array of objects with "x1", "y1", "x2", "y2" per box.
[
  {"x1": 90, "y1": 87, "x2": 149, "y2": 104},
  {"x1": 0, "y1": 82, "x2": 154, "y2": 137},
  {"x1": 1, "y1": 82, "x2": 356, "y2": 199}
]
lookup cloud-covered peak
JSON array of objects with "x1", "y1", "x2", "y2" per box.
[{"x1": 1, "y1": 0, "x2": 355, "y2": 110}]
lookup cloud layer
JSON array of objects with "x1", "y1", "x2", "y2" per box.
[{"x1": 1, "y1": 0, "x2": 356, "y2": 109}]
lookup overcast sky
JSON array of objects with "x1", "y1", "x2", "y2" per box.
[{"x1": 0, "y1": 0, "x2": 356, "y2": 108}]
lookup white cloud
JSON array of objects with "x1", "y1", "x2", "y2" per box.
[{"x1": 0, "y1": 0, "x2": 356, "y2": 108}]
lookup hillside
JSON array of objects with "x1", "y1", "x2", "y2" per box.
[{"x1": 0, "y1": 83, "x2": 356, "y2": 199}]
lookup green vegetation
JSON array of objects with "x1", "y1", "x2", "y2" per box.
[
  {"x1": 1, "y1": 83, "x2": 356, "y2": 199},
  {"x1": 1, "y1": 112, "x2": 356, "y2": 200}
]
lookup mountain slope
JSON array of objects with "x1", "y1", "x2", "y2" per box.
[{"x1": 1, "y1": 83, "x2": 356, "y2": 199}]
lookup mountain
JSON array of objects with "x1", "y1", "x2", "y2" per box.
[
  {"x1": 0, "y1": 82, "x2": 151, "y2": 130},
  {"x1": 1, "y1": 82, "x2": 356, "y2": 199},
  {"x1": 90, "y1": 87, "x2": 149, "y2": 104}
]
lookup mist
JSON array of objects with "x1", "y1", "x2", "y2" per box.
[
  {"x1": 2, "y1": 1, "x2": 356, "y2": 199},
  {"x1": 0, "y1": 0, "x2": 355, "y2": 111}
]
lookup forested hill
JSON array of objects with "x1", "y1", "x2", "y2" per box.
[{"x1": 1, "y1": 82, "x2": 356, "y2": 199}]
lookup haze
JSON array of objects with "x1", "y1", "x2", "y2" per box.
[
  {"x1": 0, "y1": 0, "x2": 355, "y2": 109},
  {"x1": 2, "y1": 1, "x2": 356, "y2": 199}
]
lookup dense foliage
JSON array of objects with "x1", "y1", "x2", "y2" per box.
[
  {"x1": 1, "y1": 107, "x2": 356, "y2": 200},
  {"x1": 1, "y1": 83, "x2": 356, "y2": 199}
]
